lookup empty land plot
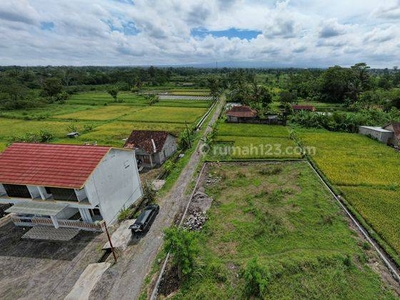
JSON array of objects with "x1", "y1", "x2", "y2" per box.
[
  {"x1": 54, "y1": 105, "x2": 145, "y2": 121},
  {"x1": 154, "y1": 100, "x2": 212, "y2": 108},
  {"x1": 217, "y1": 123, "x2": 290, "y2": 138},
  {"x1": 297, "y1": 129, "x2": 400, "y2": 187},
  {"x1": 169, "y1": 162, "x2": 396, "y2": 299},
  {"x1": 297, "y1": 128, "x2": 400, "y2": 262},
  {"x1": 0, "y1": 118, "x2": 103, "y2": 140},
  {"x1": 212, "y1": 123, "x2": 300, "y2": 159},
  {"x1": 76, "y1": 122, "x2": 185, "y2": 146},
  {"x1": 119, "y1": 106, "x2": 207, "y2": 123},
  {"x1": 67, "y1": 92, "x2": 149, "y2": 106},
  {"x1": 0, "y1": 104, "x2": 93, "y2": 119},
  {"x1": 340, "y1": 186, "x2": 400, "y2": 255},
  {"x1": 214, "y1": 136, "x2": 301, "y2": 159}
]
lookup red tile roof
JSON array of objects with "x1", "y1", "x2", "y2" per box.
[
  {"x1": 124, "y1": 130, "x2": 175, "y2": 154},
  {"x1": 0, "y1": 143, "x2": 112, "y2": 189},
  {"x1": 226, "y1": 106, "x2": 257, "y2": 118}
]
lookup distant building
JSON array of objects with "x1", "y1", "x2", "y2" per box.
[
  {"x1": 0, "y1": 143, "x2": 142, "y2": 231},
  {"x1": 358, "y1": 126, "x2": 394, "y2": 144},
  {"x1": 226, "y1": 105, "x2": 257, "y2": 123},
  {"x1": 292, "y1": 105, "x2": 316, "y2": 112},
  {"x1": 124, "y1": 130, "x2": 177, "y2": 168},
  {"x1": 383, "y1": 122, "x2": 400, "y2": 146}
]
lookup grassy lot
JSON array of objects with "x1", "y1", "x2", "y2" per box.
[
  {"x1": 217, "y1": 123, "x2": 290, "y2": 138},
  {"x1": 0, "y1": 119, "x2": 103, "y2": 140},
  {"x1": 172, "y1": 162, "x2": 396, "y2": 299},
  {"x1": 211, "y1": 123, "x2": 301, "y2": 160},
  {"x1": 154, "y1": 100, "x2": 211, "y2": 108},
  {"x1": 340, "y1": 186, "x2": 400, "y2": 254},
  {"x1": 0, "y1": 91, "x2": 211, "y2": 151},
  {"x1": 54, "y1": 105, "x2": 145, "y2": 121},
  {"x1": 0, "y1": 104, "x2": 94, "y2": 119},
  {"x1": 119, "y1": 106, "x2": 207, "y2": 124},
  {"x1": 297, "y1": 129, "x2": 400, "y2": 187},
  {"x1": 60, "y1": 121, "x2": 185, "y2": 147},
  {"x1": 66, "y1": 91, "x2": 149, "y2": 106},
  {"x1": 295, "y1": 128, "x2": 400, "y2": 261}
]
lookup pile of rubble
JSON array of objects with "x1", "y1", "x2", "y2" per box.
[{"x1": 184, "y1": 209, "x2": 208, "y2": 231}]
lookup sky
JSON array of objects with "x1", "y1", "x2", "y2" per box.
[{"x1": 0, "y1": 0, "x2": 399, "y2": 68}]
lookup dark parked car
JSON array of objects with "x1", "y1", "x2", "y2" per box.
[{"x1": 129, "y1": 204, "x2": 159, "y2": 235}]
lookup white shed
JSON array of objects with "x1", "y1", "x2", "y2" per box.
[{"x1": 358, "y1": 126, "x2": 394, "y2": 144}]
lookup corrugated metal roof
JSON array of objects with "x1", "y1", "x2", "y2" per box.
[
  {"x1": 5, "y1": 201, "x2": 68, "y2": 216},
  {"x1": 0, "y1": 143, "x2": 111, "y2": 188}
]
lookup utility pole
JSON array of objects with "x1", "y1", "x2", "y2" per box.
[
  {"x1": 103, "y1": 221, "x2": 117, "y2": 263},
  {"x1": 185, "y1": 121, "x2": 192, "y2": 148}
]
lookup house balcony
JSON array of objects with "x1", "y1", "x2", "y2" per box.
[{"x1": 9, "y1": 215, "x2": 104, "y2": 232}]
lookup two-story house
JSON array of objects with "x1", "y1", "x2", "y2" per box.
[{"x1": 0, "y1": 143, "x2": 142, "y2": 232}]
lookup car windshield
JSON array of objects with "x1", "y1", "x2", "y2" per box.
[{"x1": 136, "y1": 209, "x2": 152, "y2": 224}]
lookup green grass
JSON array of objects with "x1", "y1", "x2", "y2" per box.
[
  {"x1": 54, "y1": 105, "x2": 145, "y2": 121},
  {"x1": 214, "y1": 136, "x2": 301, "y2": 159},
  {"x1": 0, "y1": 91, "x2": 212, "y2": 152},
  {"x1": 340, "y1": 186, "x2": 400, "y2": 255},
  {"x1": 0, "y1": 104, "x2": 94, "y2": 119},
  {"x1": 0, "y1": 118, "x2": 103, "y2": 140},
  {"x1": 119, "y1": 106, "x2": 207, "y2": 124},
  {"x1": 171, "y1": 162, "x2": 396, "y2": 299},
  {"x1": 211, "y1": 123, "x2": 301, "y2": 160},
  {"x1": 217, "y1": 123, "x2": 290, "y2": 138},
  {"x1": 295, "y1": 127, "x2": 400, "y2": 263},
  {"x1": 155, "y1": 100, "x2": 212, "y2": 108},
  {"x1": 297, "y1": 128, "x2": 400, "y2": 187},
  {"x1": 68, "y1": 121, "x2": 185, "y2": 147},
  {"x1": 67, "y1": 91, "x2": 149, "y2": 106}
]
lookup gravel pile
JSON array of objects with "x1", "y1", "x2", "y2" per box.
[{"x1": 184, "y1": 209, "x2": 208, "y2": 231}]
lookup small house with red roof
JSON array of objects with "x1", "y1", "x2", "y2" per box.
[
  {"x1": 0, "y1": 143, "x2": 142, "y2": 231},
  {"x1": 124, "y1": 130, "x2": 177, "y2": 168},
  {"x1": 226, "y1": 105, "x2": 258, "y2": 123}
]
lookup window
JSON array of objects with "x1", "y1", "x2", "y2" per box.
[
  {"x1": 3, "y1": 184, "x2": 31, "y2": 198},
  {"x1": 45, "y1": 187, "x2": 78, "y2": 201}
]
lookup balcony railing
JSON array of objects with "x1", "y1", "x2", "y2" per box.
[{"x1": 10, "y1": 215, "x2": 104, "y2": 232}]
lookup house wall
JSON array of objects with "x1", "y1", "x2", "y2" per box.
[
  {"x1": 27, "y1": 186, "x2": 41, "y2": 199},
  {"x1": 0, "y1": 184, "x2": 6, "y2": 196},
  {"x1": 157, "y1": 135, "x2": 177, "y2": 165},
  {"x1": 56, "y1": 207, "x2": 78, "y2": 220},
  {"x1": 84, "y1": 148, "x2": 142, "y2": 225},
  {"x1": 359, "y1": 127, "x2": 393, "y2": 144}
]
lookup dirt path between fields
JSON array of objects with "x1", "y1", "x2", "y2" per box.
[{"x1": 89, "y1": 97, "x2": 225, "y2": 300}]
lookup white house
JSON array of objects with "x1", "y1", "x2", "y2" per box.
[
  {"x1": 0, "y1": 143, "x2": 142, "y2": 231},
  {"x1": 124, "y1": 130, "x2": 177, "y2": 168},
  {"x1": 358, "y1": 126, "x2": 394, "y2": 144}
]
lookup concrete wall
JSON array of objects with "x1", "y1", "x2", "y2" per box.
[
  {"x1": 0, "y1": 184, "x2": 6, "y2": 196},
  {"x1": 27, "y1": 186, "x2": 41, "y2": 199},
  {"x1": 359, "y1": 127, "x2": 394, "y2": 144},
  {"x1": 84, "y1": 149, "x2": 142, "y2": 225},
  {"x1": 74, "y1": 188, "x2": 88, "y2": 201},
  {"x1": 56, "y1": 207, "x2": 78, "y2": 220},
  {"x1": 158, "y1": 135, "x2": 177, "y2": 164}
]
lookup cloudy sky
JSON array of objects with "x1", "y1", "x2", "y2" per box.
[{"x1": 0, "y1": 0, "x2": 399, "y2": 67}]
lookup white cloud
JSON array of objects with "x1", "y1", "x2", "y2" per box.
[{"x1": 0, "y1": 0, "x2": 398, "y2": 67}]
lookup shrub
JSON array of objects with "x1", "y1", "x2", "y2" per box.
[{"x1": 243, "y1": 257, "x2": 270, "y2": 298}]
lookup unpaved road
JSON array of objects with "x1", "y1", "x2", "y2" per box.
[{"x1": 89, "y1": 96, "x2": 225, "y2": 300}]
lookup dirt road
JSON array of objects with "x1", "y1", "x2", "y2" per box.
[{"x1": 89, "y1": 97, "x2": 225, "y2": 300}]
